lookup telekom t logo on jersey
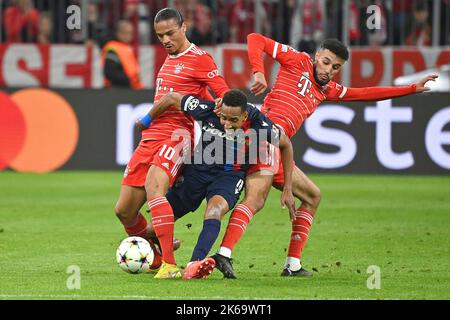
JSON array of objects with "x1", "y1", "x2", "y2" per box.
[{"x1": 297, "y1": 74, "x2": 312, "y2": 97}]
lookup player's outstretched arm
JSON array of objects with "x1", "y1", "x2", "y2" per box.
[
  {"x1": 136, "y1": 92, "x2": 184, "y2": 131},
  {"x1": 333, "y1": 74, "x2": 438, "y2": 101},
  {"x1": 278, "y1": 132, "x2": 296, "y2": 220}
]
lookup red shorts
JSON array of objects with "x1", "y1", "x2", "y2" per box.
[
  {"x1": 122, "y1": 137, "x2": 189, "y2": 187},
  {"x1": 247, "y1": 144, "x2": 295, "y2": 189}
]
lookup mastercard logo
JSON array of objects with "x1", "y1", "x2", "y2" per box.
[{"x1": 0, "y1": 88, "x2": 79, "y2": 173}]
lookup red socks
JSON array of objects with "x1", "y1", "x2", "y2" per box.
[
  {"x1": 220, "y1": 204, "x2": 254, "y2": 252},
  {"x1": 123, "y1": 213, "x2": 148, "y2": 238},
  {"x1": 287, "y1": 207, "x2": 315, "y2": 259},
  {"x1": 148, "y1": 197, "x2": 176, "y2": 265}
]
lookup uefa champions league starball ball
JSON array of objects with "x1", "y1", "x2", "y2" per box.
[{"x1": 116, "y1": 236, "x2": 154, "y2": 274}]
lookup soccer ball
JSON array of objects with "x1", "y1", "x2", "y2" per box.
[{"x1": 116, "y1": 236, "x2": 154, "y2": 274}]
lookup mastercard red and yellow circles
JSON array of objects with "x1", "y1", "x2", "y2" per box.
[{"x1": 0, "y1": 89, "x2": 79, "y2": 173}]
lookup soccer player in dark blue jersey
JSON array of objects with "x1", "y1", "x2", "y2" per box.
[{"x1": 137, "y1": 89, "x2": 295, "y2": 279}]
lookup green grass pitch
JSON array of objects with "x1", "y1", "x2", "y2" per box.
[{"x1": 0, "y1": 171, "x2": 449, "y2": 300}]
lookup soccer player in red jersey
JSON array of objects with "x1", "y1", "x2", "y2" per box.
[
  {"x1": 113, "y1": 8, "x2": 229, "y2": 278},
  {"x1": 212, "y1": 33, "x2": 438, "y2": 278}
]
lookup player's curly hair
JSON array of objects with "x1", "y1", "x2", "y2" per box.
[
  {"x1": 319, "y1": 39, "x2": 349, "y2": 61},
  {"x1": 222, "y1": 90, "x2": 248, "y2": 112},
  {"x1": 154, "y1": 8, "x2": 184, "y2": 26}
]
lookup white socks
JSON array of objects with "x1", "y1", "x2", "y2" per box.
[
  {"x1": 217, "y1": 246, "x2": 232, "y2": 258},
  {"x1": 285, "y1": 257, "x2": 301, "y2": 271}
]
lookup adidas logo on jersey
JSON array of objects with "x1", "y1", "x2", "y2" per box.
[
  {"x1": 190, "y1": 46, "x2": 206, "y2": 55},
  {"x1": 161, "y1": 163, "x2": 170, "y2": 169}
]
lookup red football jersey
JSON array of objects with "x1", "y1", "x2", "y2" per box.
[
  {"x1": 247, "y1": 33, "x2": 416, "y2": 138},
  {"x1": 142, "y1": 43, "x2": 229, "y2": 141}
]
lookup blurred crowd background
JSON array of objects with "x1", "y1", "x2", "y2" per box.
[{"x1": 1, "y1": 0, "x2": 449, "y2": 52}]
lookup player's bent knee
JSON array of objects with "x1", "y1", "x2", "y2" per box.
[
  {"x1": 114, "y1": 203, "x2": 134, "y2": 223},
  {"x1": 145, "y1": 181, "x2": 169, "y2": 200},
  {"x1": 205, "y1": 202, "x2": 228, "y2": 220},
  {"x1": 205, "y1": 212, "x2": 222, "y2": 221},
  {"x1": 145, "y1": 181, "x2": 168, "y2": 199},
  {"x1": 312, "y1": 186, "x2": 322, "y2": 207},
  {"x1": 296, "y1": 184, "x2": 321, "y2": 212},
  {"x1": 307, "y1": 185, "x2": 321, "y2": 211},
  {"x1": 114, "y1": 203, "x2": 123, "y2": 217},
  {"x1": 145, "y1": 166, "x2": 170, "y2": 200},
  {"x1": 242, "y1": 197, "x2": 266, "y2": 213}
]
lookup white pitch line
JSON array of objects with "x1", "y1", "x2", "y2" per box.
[{"x1": 0, "y1": 294, "x2": 289, "y2": 300}]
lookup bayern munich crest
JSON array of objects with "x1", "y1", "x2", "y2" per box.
[{"x1": 174, "y1": 63, "x2": 184, "y2": 74}]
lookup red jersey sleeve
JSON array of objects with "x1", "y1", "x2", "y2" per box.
[
  {"x1": 193, "y1": 53, "x2": 229, "y2": 98},
  {"x1": 325, "y1": 81, "x2": 417, "y2": 101},
  {"x1": 247, "y1": 33, "x2": 309, "y2": 74}
]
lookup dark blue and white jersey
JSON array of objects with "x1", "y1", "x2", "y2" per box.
[{"x1": 180, "y1": 95, "x2": 281, "y2": 173}]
